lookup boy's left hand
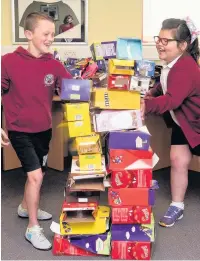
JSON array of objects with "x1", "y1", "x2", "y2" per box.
[{"x1": 1, "y1": 129, "x2": 10, "y2": 147}]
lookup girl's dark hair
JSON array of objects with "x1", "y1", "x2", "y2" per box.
[
  {"x1": 162, "y1": 18, "x2": 200, "y2": 63},
  {"x1": 63, "y1": 15, "x2": 73, "y2": 24}
]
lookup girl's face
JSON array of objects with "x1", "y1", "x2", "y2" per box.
[
  {"x1": 156, "y1": 29, "x2": 186, "y2": 64},
  {"x1": 67, "y1": 16, "x2": 73, "y2": 23}
]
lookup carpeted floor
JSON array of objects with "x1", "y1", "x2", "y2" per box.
[{"x1": 1, "y1": 163, "x2": 200, "y2": 260}]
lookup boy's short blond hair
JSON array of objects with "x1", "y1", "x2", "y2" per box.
[{"x1": 24, "y1": 12, "x2": 54, "y2": 32}]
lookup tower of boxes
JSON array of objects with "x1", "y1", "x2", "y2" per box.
[
  {"x1": 107, "y1": 131, "x2": 156, "y2": 260},
  {"x1": 51, "y1": 38, "x2": 158, "y2": 259},
  {"x1": 52, "y1": 76, "x2": 111, "y2": 256}
]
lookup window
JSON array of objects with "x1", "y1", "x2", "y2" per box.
[{"x1": 143, "y1": 0, "x2": 200, "y2": 42}]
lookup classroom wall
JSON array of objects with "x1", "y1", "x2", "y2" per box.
[{"x1": 1, "y1": 0, "x2": 143, "y2": 46}]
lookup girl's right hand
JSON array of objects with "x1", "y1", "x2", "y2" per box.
[
  {"x1": 1, "y1": 129, "x2": 10, "y2": 147},
  {"x1": 144, "y1": 90, "x2": 153, "y2": 99}
]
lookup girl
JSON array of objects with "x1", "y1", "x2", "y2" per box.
[
  {"x1": 142, "y1": 17, "x2": 200, "y2": 227},
  {"x1": 59, "y1": 15, "x2": 74, "y2": 34}
]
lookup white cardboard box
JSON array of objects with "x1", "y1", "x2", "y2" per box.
[{"x1": 93, "y1": 110, "x2": 142, "y2": 132}]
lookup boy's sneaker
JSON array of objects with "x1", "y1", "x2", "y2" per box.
[
  {"x1": 25, "y1": 225, "x2": 52, "y2": 250},
  {"x1": 18, "y1": 204, "x2": 52, "y2": 220},
  {"x1": 159, "y1": 205, "x2": 184, "y2": 227}
]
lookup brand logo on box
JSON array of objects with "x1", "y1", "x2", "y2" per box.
[
  {"x1": 111, "y1": 155, "x2": 123, "y2": 164},
  {"x1": 115, "y1": 172, "x2": 123, "y2": 186},
  {"x1": 104, "y1": 93, "x2": 110, "y2": 107},
  {"x1": 141, "y1": 245, "x2": 149, "y2": 259},
  {"x1": 110, "y1": 190, "x2": 122, "y2": 205},
  {"x1": 142, "y1": 208, "x2": 150, "y2": 221}
]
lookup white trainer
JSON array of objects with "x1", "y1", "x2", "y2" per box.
[
  {"x1": 18, "y1": 204, "x2": 52, "y2": 220},
  {"x1": 25, "y1": 225, "x2": 52, "y2": 250}
]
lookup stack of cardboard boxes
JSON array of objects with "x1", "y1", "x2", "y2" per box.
[
  {"x1": 91, "y1": 39, "x2": 143, "y2": 133},
  {"x1": 90, "y1": 38, "x2": 156, "y2": 260},
  {"x1": 107, "y1": 130, "x2": 156, "y2": 260},
  {"x1": 52, "y1": 38, "x2": 157, "y2": 259},
  {"x1": 52, "y1": 79, "x2": 111, "y2": 256}
]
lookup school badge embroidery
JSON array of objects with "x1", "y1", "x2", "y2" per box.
[{"x1": 44, "y1": 74, "x2": 54, "y2": 86}]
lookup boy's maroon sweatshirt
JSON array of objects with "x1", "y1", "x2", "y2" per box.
[{"x1": 1, "y1": 47, "x2": 71, "y2": 133}]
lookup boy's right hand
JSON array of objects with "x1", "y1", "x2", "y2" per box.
[{"x1": 1, "y1": 129, "x2": 10, "y2": 147}]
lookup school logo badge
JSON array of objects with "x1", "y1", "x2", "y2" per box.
[{"x1": 44, "y1": 74, "x2": 54, "y2": 86}]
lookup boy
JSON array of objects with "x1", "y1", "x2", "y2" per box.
[{"x1": 1, "y1": 12, "x2": 72, "y2": 250}]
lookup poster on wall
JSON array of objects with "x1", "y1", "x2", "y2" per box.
[{"x1": 12, "y1": 0, "x2": 88, "y2": 44}]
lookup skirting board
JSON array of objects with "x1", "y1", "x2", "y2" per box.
[{"x1": 2, "y1": 43, "x2": 160, "y2": 61}]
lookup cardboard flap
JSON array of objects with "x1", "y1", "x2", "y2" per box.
[
  {"x1": 52, "y1": 232, "x2": 97, "y2": 256},
  {"x1": 70, "y1": 179, "x2": 105, "y2": 192},
  {"x1": 125, "y1": 159, "x2": 152, "y2": 170},
  {"x1": 67, "y1": 173, "x2": 105, "y2": 192},
  {"x1": 71, "y1": 173, "x2": 105, "y2": 180},
  {"x1": 70, "y1": 232, "x2": 111, "y2": 256},
  {"x1": 62, "y1": 211, "x2": 95, "y2": 223},
  {"x1": 65, "y1": 191, "x2": 100, "y2": 203},
  {"x1": 62, "y1": 201, "x2": 98, "y2": 223}
]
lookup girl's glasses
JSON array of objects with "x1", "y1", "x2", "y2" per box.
[{"x1": 154, "y1": 36, "x2": 178, "y2": 46}]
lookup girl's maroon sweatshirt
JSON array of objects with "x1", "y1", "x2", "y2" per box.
[{"x1": 145, "y1": 55, "x2": 200, "y2": 148}]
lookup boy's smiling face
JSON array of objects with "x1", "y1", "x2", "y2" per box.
[{"x1": 25, "y1": 19, "x2": 55, "y2": 57}]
